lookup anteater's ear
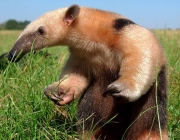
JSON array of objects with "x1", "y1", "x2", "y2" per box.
[{"x1": 63, "y1": 4, "x2": 80, "y2": 26}]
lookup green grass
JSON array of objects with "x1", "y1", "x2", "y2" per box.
[
  {"x1": 0, "y1": 30, "x2": 180, "y2": 139},
  {"x1": 154, "y1": 30, "x2": 180, "y2": 140},
  {"x1": 0, "y1": 30, "x2": 78, "y2": 140}
]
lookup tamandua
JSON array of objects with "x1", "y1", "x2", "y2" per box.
[{"x1": 8, "y1": 4, "x2": 168, "y2": 140}]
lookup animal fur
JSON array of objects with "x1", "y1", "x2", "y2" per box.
[{"x1": 8, "y1": 5, "x2": 168, "y2": 140}]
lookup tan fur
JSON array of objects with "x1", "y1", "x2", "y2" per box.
[
  {"x1": 62, "y1": 7, "x2": 166, "y2": 102},
  {"x1": 8, "y1": 5, "x2": 168, "y2": 140}
]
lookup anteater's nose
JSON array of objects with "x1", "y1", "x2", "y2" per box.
[{"x1": 8, "y1": 51, "x2": 15, "y2": 62}]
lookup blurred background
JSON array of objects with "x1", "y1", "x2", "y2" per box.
[{"x1": 0, "y1": 0, "x2": 180, "y2": 30}]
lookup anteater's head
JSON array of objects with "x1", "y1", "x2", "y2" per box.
[{"x1": 8, "y1": 5, "x2": 80, "y2": 62}]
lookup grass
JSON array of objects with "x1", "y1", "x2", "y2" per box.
[
  {"x1": 153, "y1": 30, "x2": 180, "y2": 139},
  {"x1": 0, "y1": 30, "x2": 180, "y2": 140},
  {"x1": 0, "y1": 30, "x2": 78, "y2": 140}
]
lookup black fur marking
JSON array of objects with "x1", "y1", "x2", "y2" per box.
[
  {"x1": 113, "y1": 18, "x2": 135, "y2": 31},
  {"x1": 156, "y1": 65, "x2": 168, "y2": 128}
]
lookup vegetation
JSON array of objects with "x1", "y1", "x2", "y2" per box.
[
  {"x1": 0, "y1": 20, "x2": 30, "y2": 30},
  {"x1": 0, "y1": 30, "x2": 180, "y2": 139},
  {"x1": 153, "y1": 30, "x2": 180, "y2": 139}
]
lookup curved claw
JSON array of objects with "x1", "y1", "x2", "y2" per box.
[
  {"x1": 51, "y1": 92, "x2": 64, "y2": 101},
  {"x1": 44, "y1": 89, "x2": 64, "y2": 104},
  {"x1": 103, "y1": 83, "x2": 121, "y2": 97}
]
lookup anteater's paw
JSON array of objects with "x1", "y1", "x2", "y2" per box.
[
  {"x1": 44, "y1": 82, "x2": 77, "y2": 105},
  {"x1": 104, "y1": 81, "x2": 140, "y2": 102}
]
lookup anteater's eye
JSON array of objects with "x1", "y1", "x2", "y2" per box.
[{"x1": 38, "y1": 28, "x2": 44, "y2": 35}]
